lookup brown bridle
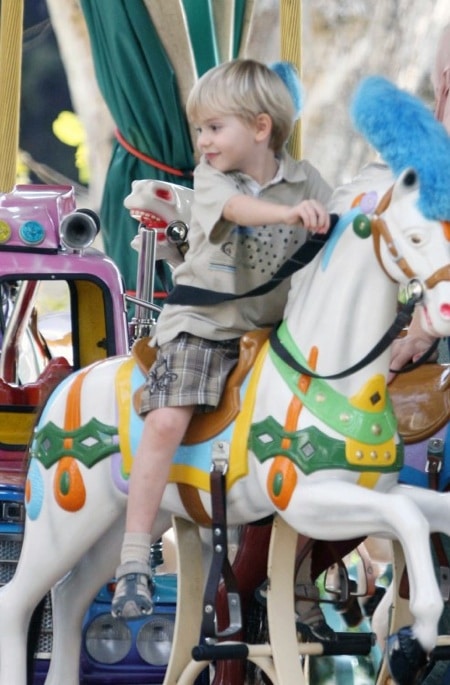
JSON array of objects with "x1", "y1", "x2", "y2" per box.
[{"x1": 371, "y1": 185, "x2": 450, "y2": 290}]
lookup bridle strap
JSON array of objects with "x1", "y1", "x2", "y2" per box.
[
  {"x1": 371, "y1": 187, "x2": 450, "y2": 290},
  {"x1": 370, "y1": 186, "x2": 416, "y2": 282},
  {"x1": 425, "y1": 264, "x2": 450, "y2": 289},
  {"x1": 371, "y1": 216, "x2": 416, "y2": 281}
]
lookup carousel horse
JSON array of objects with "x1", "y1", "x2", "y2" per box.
[{"x1": 1, "y1": 76, "x2": 450, "y2": 685}]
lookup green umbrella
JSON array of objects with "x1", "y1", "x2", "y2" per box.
[{"x1": 80, "y1": 0, "x2": 196, "y2": 293}]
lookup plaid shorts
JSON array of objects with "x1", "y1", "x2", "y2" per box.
[{"x1": 139, "y1": 332, "x2": 240, "y2": 414}]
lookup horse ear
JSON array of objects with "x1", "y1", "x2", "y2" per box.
[{"x1": 352, "y1": 213, "x2": 372, "y2": 238}]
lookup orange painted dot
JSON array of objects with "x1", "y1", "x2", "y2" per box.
[
  {"x1": 25, "y1": 478, "x2": 31, "y2": 503},
  {"x1": 268, "y1": 457, "x2": 297, "y2": 510},
  {"x1": 54, "y1": 457, "x2": 86, "y2": 512}
]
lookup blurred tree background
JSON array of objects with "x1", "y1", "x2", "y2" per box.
[{"x1": 21, "y1": 0, "x2": 80, "y2": 186}]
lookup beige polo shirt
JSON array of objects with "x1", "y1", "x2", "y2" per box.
[{"x1": 154, "y1": 150, "x2": 331, "y2": 346}]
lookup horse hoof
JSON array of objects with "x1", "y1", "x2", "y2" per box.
[{"x1": 386, "y1": 626, "x2": 428, "y2": 684}]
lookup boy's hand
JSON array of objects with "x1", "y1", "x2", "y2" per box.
[
  {"x1": 286, "y1": 199, "x2": 330, "y2": 233},
  {"x1": 286, "y1": 200, "x2": 330, "y2": 233},
  {"x1": 296, "y1": 200, "x2": 330, "y2": 233}
]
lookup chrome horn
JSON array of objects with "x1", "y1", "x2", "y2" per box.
[{"x1": 60, "y1": 208, "x2": 100, "y2": 253}]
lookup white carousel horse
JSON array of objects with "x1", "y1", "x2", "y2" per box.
[{"x1": 1, "y1": 77, "x2": 450, "y2": 685}]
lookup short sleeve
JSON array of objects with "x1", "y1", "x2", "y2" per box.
[{"x1": 192, "y1": 160, "x2": 242, "y2": 241}]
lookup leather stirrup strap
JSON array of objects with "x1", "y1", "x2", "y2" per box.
[
  {"x1": 427, "y1": 439, "x2": 450, "y2": 600},
  {"x1": 202, "y1": 462, "x2": 242, "y2": 638},
  {"x1": 177, "y1": 483, "x2": 211, "y2": 526},
  {"x1": 400, "y1": 438, "x2": 450, "y2": 601}
]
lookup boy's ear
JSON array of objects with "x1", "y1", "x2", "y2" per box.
[{"x1": 255, "y1": 112, "x2": 272, "y2": 141}]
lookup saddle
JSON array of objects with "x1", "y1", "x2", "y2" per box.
[
  {"x1": 389, "y1": 362, "x2": 450, "y2": 443},
  {"x1": 131, "y1": 328, "x2": 271, "y2": 445}
]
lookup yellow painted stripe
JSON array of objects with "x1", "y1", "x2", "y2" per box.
[
  {"x1": 357, "y1": 472, "x2": 380, "y2": 489},
  {"x1": 115, "y1": 357, "x2": 136, "y2": 478},
  {"x1": 228, "y1": 340, "x2": 270, "y2": 490},
  {"x1": 170, "y1": 464, "x2": 210, "y2": 492}
]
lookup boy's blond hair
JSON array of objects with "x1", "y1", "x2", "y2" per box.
[{"x1": 186, "y1": 59, "x2": 296, "y2": 154}]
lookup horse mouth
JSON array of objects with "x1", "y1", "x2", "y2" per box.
[{"x1": 129, "y1": 209, "x2": 167, "y2": 229}]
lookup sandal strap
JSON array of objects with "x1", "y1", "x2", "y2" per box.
[
  {"x1": 294, "y1": 582, "x2": 321, "y2": 602},
  {"x1": 115, "y1": 560, "x2": 151, "y2": 579}
]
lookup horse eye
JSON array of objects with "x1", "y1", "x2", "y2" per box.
[{"x1": 409, "y1": 233, "x2": 423, "y2": 245}]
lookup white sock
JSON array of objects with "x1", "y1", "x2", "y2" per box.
[{"x1": 120, "y1": 532, "x2": 152, "y2": 567}]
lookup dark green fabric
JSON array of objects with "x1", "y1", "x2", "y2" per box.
[
  {"x1": 182, "y1": 0, "x2": 219, "y2": 75},
  {"x1": 233, "y1": 0, "x2": 247, "y2": 57},
  {"x1": 80, "y1": 0, "x2": 195, "y2": 291},
  {"x1": 181, "y1": 0, "x2": 246, "y2": 75}
]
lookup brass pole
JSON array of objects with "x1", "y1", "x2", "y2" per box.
[
  {"x1": 280, "y1": 0, "x2": 301, "y2": 159},
  {"x1": 0, "y1": 0, "x2": 24, "y2": 192}
]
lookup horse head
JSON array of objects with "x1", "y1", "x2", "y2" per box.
[
  {"x1": 125, "y1": 179, "x2": 192, "y2": 267},
  {"x1": 310, "y1": 77, "x2": 450, "y2": 360},
  {"x1": 365, "y1": 166, "x2": 450, "y2": 337}
]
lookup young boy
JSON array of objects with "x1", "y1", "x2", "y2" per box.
[{"x1": 112, "y1": 58, "x2": 332, "y2": 618}]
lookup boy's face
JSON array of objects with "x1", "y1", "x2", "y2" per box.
[{"x1": 193, "y1": 114, "x2": 260, "y2": 175}]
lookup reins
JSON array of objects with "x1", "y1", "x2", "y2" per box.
[
  {"x1": 167, "y1": 184, "x2": 446, "y2": 381},
  {"x1": 164, "y1": 215, "x2": 339, "y2": 306},
  {"x1": 271, "y1": 184, "x2": 446, "y2": 380},
  {"x1": 270, "y1": 296, "x2": 419, "y2": 381}
]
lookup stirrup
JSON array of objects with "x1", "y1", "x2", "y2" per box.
[
  {"x1": 295, "y1": 583, "x2": 336, "y2": 642},
  {"x1": 111, "y1": 561, "x2": 154, "y2": 619}
]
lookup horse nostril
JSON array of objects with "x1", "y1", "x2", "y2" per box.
[{"x1": 440, "y1": 303, "x2": 450, "y2": 319}]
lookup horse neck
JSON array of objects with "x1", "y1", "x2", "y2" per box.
[{"x1": 283, "y1": 228, "x2": 400, "y2": 397}]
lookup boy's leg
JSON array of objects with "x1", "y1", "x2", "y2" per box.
[{"x1": 112, "y1": 405, "x2": 194, "y2": 618}]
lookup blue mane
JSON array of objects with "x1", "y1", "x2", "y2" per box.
[{"x1": 351, "y1": 76, "x2": 450, "y2": 220}]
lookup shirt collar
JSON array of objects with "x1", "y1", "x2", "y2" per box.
[
  {"x1": 278, "y1": 149, "x2": 309, "y2": 183},
  {"x1": 231, "y1": 149, "x2": 307, "y2": 194}
]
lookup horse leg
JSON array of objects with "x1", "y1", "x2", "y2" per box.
[
  {"x1": 0, "y1": 526, "x2": 74, "y2": 685},
  {"x1": 372, "y1": 486, "x2": 450, "y2": 641},
  {"x1": 0, "y1": 471, "x2": 126, "y2": 685},
  {"x1": 44, "y1": 515, "x2": 125, "y2": 685},
  {"x1": 0, "y1": 583, "x2": 34, "y2": 685},
  {"x1": 45, "y1": 508, "x2": 174, "y2": 685},
  {"x1": 282, "y1": 481, "x2": 443, "y2": 653},
  {"x1": 391, "y1": 484, "x2": 450, "y2": 535},
  {"x1": 374, "y1": 541, "x2": 421, "y2": 685}
]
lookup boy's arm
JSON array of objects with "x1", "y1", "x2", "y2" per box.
[{"x1": 223, "y1": 194, "x2": 330, "y2": 232}]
